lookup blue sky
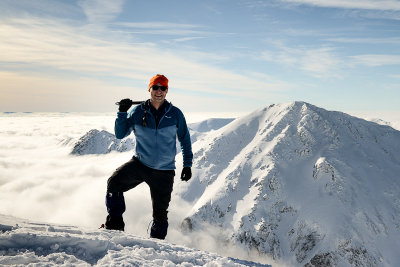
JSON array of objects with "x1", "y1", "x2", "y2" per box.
[{"x1": 1, "y1": 0, "x2": 400, "y2": 121}]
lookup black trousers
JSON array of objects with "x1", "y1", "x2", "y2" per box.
[{"x1": 106, "y1": 156, "x2": 175, "y2": 223}]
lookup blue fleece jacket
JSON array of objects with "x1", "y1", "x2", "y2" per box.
[{"x1": 114, "y1": 100, "x2": 193, "y2": 170}]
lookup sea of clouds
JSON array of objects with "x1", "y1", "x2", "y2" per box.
[{"x1": 0, "y1": 112, "x2": 278, "y2": 266}]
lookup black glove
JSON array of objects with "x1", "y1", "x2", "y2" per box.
[
  {"x1": 118, "y1": 98, "x2": 133, "y2": 112},
  {"x1": 181, "y1": 167, "x2": 192, "y2": 182}
]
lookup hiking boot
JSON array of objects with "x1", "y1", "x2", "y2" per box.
[
  {"x1": 150, "y1": 221, "x2": 168, "y2": 239},
  {"x1": 104, "y1": 215, "x2": 125, "y2": 231}
]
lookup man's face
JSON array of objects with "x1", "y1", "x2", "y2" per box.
[{"x1": 149, "y1": 84, "x2": 168, "y2": 103}]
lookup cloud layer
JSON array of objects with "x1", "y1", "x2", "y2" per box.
[{"x1": 0, "y1": 113, "x2": 280, "y2": 265}]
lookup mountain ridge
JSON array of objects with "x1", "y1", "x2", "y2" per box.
[{"x1": 178, "y1": 101, "x2": 400, "y2": 267}]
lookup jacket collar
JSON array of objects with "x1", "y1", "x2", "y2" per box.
[{"x1": 142, "y1": 99, "x2": 171, "y2": 113}]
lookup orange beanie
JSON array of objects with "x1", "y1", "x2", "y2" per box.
[{"x1": 149, "y1": 74, "x2": 168, "y2": 89}]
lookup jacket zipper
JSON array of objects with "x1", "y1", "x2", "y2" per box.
[{"x1": 147, "y1": 103, "x2": 172, "y2": 167}]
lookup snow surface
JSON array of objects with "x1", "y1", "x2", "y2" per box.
[
  {"x1": 0, "y1": 214, "x2": 270, "y2": 266},
  {"x1": 189, "y1": 118, "x2": 235, "y2": 133}
]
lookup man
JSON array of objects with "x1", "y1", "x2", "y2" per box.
[{"x1": 103, "y1": 74, "x2": 193, "y2": 240}]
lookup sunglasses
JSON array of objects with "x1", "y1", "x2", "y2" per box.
[{"x1": 151, "y1": 85, "x2": 168, "y2": 91}]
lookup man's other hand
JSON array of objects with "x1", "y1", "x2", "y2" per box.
[{"x1": 181, "y1": 167, "x2": 192, "y2": 181}]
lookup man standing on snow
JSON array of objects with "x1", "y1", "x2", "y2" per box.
[{"x1": 103, "y1": 74, "x2": 193, "y2": 240}]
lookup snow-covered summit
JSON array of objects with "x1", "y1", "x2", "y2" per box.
[
  {"x1": 0, "y1": 214, "x2": 270, "y2": 266},
  {"x1": 178, "y1": 101, "x2": 400, "y2": 266},
  {"x1": 71, "y1": 129, "x2": 135, "y2": 155}
]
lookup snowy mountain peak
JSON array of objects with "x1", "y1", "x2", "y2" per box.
[
  {"x1": 71, "y1": 129, "x2": 135, "y2": 155},
  {"x1": 179, "y1": 101, "x2": 400, "y2": 266}
]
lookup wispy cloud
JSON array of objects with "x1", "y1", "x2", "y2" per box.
[
  {"x1": 262, "y1": 42, "x2": 400, "y2": 77},
  {"x1": 78, "y1": 0, "x2": 125, "y2": 24},
  {"x1": 261, "y1": 43, "x2": 343, "y2": 78},
  {"x1": 0, "y1": 16, "x2": 288, "y2": 111},
  {"x1": 327, "y1": 37, "x2": 400, "y2": 45},
  {"x1": 115, "y1": 22, "x2": 202, "y2": 30},
  {"x1": 113, "y1": 21, "x2": 225, "y2": 39},
  {"x1": 280, "y1": 0, "x2": 400, "y2": 11},
  {"x1": 351, "y1": 54, "x2": 400, "y2": 66},
  {"x1": 0, "y1": 0, "x2": 81, "y2": 18},
  {"x1": 169, "y1": 36, "x2": 206, "y2": 43}
]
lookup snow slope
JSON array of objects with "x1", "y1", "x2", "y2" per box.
[
  {"x1": 71, "y1": 129, "x2": 135, "y2": 155},
  {"x1": 189, "y1": 118, "x2": 235, "y2": 133},
  {"x1": 0, "y1": 214, "x2": 270, "y2": 266},
  {"x1": 177, "y1": 101, "x2": 400, "y2": 266}
]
